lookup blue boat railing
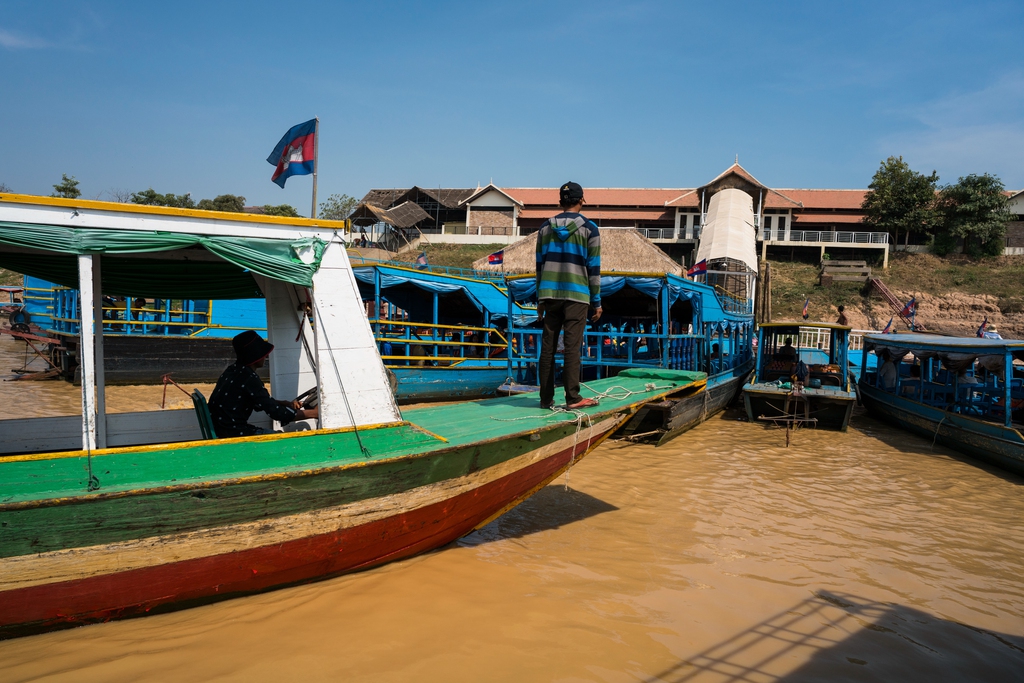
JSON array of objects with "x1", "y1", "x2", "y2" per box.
[
  {"x1": 865, "y1": 355, "x2": 1024, "y2": 421},
  {"x1": 507, "y1": 327, "x2": 709, "y2": 378},
  {"x1": 712, "y1": 285, "x2": 753, "y2": 315},
  {"x1": 43, "y1": 286, "x2": 264, "y2": 337},
  {"x1": 370, "y1": 319, "x2": 508, "y2": 366}
]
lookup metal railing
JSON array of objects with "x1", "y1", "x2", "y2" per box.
[
  {"x1": 797, "y1": 327, "x2": 877, "y2": 353},
  {"x1": 761, "y1": 230, "x2": 889, "y2": 245},
  {"x1": 370, "y1": 320, "x2": 508, "y2": 365}
]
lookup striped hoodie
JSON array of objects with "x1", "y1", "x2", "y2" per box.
[{"x1": 535, "y1": 212, "x2": 601, "y2": 306}]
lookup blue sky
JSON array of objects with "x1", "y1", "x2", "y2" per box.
[{"x1": 2, "y1": 1, "x2": 1022, "y2": 214}]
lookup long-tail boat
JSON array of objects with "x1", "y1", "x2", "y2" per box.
[
  {"x1": 0, "y1": 193, "x2": 703, "y2": 638},
  {"x1": 858, "y1": 333, "x2": 1024, "y2": 475},
  {"x1": 743, "y1": 322, "x2": 857, "y2": 431}
]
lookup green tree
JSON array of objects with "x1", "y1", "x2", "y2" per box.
[
  {"x1": 0, "y1": 183, "x2": 12, "y2": 193},
  {"x1": 130, "y1": 188, "x2": 196, "y2": 208},
  {"x1": 934, "y1": 173, "x2": 1011, "y2": 257},
  {"x1": 861, "y1": 156, "x2": 938, "y2": 247},
  {"x1": 52, "y1": 173, "x2": 81, "y2": 199},
  {"x1": 262, "y1": 204, "x2": 301, "y2": 217},
  {"x1": 197, "y1": 194, "x2": 246, "y2": 213},
  {"x1": 318, "y1": 193, "x2": 358, "y2": 220}
]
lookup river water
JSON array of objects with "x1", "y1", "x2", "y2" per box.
[{"x1": 1, "y1": 335, "x2": 1023, "y2": 682}]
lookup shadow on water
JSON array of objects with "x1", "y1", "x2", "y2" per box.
[
  {"x1": 850, "y1": 410, "x2": 1024, "y2": 486},
  {"x1": 647, "y1": 591, "x2": 1024, "y2": 682},
  {"x1": 458, "y1": 485, "x2": 618, "y2": 547}
]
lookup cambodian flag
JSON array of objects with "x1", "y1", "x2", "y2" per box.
[
  {"x1": 977, "y1": 317, "x2": 988, "y2": 337},
  {"x1": 488, "y1": 249, "x2": 504, "y2": 265},
  {"x1": 687, "y1": 259, "x2": 707, "y2": 278},
  {"x1": 415, "y1": 251, "x2": 428, "y2": 270},
  {"x1": 900, "y1": 296, "x2": 916, "y2": 317},
  {"x1": 802, "y1": 298, "x2": 810, "y2": 319},
  {"x1": 267, "y1": 119, "x2": 317, "y2": 188},
  {"x1": 881, "y1": 317, "x2": 893, "y2": 334}
]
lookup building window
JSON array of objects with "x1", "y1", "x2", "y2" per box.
[
  {"x1": 763, "y1": 216, "x2": 773, "y2": 239},
  {"x1": 778, "y1": 216, "x2": 786, "y2": 234}
]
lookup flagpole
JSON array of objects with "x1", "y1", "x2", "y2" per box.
[{"x1": 311, "y1": 116, "x2": 320, "y2": 219}]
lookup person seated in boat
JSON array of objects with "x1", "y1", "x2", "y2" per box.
[
  {"x1": 879, "y1": 350, "x2": 898, "y2": 391},
  {"x1": 208, "y1": 330, "x2": 318, "y2": 438},
  {"x1": 776, "y1": 338, "x2": 797, "y2": 362}
]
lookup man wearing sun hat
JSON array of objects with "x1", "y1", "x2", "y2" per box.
[
  {"x1": 536, "y1": 181, "x2": 602, "y2": 410},
  {"x1": 208, "y1": 330, "x2": 316, "y2": 437}
]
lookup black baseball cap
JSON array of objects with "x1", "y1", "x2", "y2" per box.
[{"x1": 559, "y1": 181, "x2": 584, "y2": 203}]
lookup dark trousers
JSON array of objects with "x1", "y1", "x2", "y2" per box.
[{"x1": 539, "y1": 299, "x2": 589, "y2": 405}]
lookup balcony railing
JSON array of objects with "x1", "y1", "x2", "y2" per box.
[{"x1": 760, "y1": 230, "x2": 889, "y2": 245}]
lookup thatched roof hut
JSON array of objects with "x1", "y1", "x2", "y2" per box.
[{"x1": 472, "y1": 229, "x2": 683, "y2": 276}]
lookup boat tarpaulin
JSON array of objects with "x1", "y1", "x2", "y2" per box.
[
  {"x1": 353, "y1": 265, "x2": 524, "y2": 321},
  {"x1": 0, "y1": 221, "x2": 326, "y2": 289}
]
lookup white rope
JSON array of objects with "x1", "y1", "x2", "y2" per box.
[{"x1": 580, "y1": 381, "x2": 675, "y2": 402}]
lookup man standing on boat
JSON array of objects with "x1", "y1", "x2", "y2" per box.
[
  {"x1": 208, "y1": 330, "x2": 317, "y2": 437},
  {"x1": 536, "y1": 181, "x2": 602, "y2": 410}
]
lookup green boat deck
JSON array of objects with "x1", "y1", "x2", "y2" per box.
[{"x1": 0, "y1": 370, "x2": 704, "y2": 507}]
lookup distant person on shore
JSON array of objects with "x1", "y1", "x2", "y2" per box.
[
  {"x1": 836, "y1": 305, "x2": 849, "y2": 326},
  {"x1": 536, "y1": 181, "x2": 602, "y2": 410},
  {"x1": 208, "y1": 330, "x2": 317, "y2": 438}
]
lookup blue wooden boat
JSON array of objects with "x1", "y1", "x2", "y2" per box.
[
  {"x1": 505, "y1": 272, "x2": 756, "y2": 444},
  {"x1": 353, "y1": 264, "x2": 534, "y2": 402},
  {"x1": 858, "y1": 333, "x2": 1024, "y2": 475},
  {"x1": 743, "y1": 322, "x2": 857, "y2": 431}
]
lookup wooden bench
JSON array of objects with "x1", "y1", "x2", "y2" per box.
[{"x1": 820, "y1": 260, "x2": 871, "y2": 285}]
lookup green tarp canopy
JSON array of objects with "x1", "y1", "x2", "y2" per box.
[{"x1": 0, "y1": 221, "x2": 327, "y2": 299}]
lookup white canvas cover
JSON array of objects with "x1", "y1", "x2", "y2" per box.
[{"x1": 694, "y1": 188, "x2": 758, "y2": 273}]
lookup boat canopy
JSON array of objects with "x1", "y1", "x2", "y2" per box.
[
  {"x1": 0, "y1": 220, "x2": 326, "y2": 297},
  {"x1": 0, "y1": 194, "x2": 400, "y2": 453},
  {"x1": 353, "y1": 264, "x2": 529, "y2": 323},
  {"x1": 506, "y1": 272, "x2": 749, "y2": 324},
  {"x1": 694, "y1": 188, "x2": 758, "y2": 274},
  {"x1": 863, "y1": 333, "x2": 1024, "y2": 374}
]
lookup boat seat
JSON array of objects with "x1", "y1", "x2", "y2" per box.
[{"x1": 191, "y1": 390, "x2": 218, "y2": 440}]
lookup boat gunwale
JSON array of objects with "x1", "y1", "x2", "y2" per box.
[{"x1": 0, "y1": 378, "x2": 698, "y2": 511}]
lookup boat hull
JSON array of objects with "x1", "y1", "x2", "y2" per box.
[
  {"x1": 743, "y1": 385, "x2": 855, "y2": 431},
  {"x1": 860, "y1": 383, "x2": 1024, "y2": 476},
  {"x1": 615, "y1": 361, "x2": 752, "y2": 445},
  {"x1": 392, "y1": 364, "x2": 509, "y2": 402},
  {"x1": 0, "y1": 415, "x2": 621, "y2": 638}
]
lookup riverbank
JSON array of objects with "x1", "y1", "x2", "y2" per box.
[{"x1": 769, "y1": 254, "x2": 1024, "y2": 336}]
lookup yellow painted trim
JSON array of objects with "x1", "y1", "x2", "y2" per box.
[
  {"x1": 0, "y1": 420, "x2": 408, "y2": 463},
  {"x1": 406, "y1": 422, "x2": 449, "y2": 443},
  {"x1": 0, "y1": 192, "x2": 350, "y2": 229}
]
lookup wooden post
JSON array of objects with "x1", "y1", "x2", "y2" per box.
[{"x1": 77, "y1": 254, "x2": 99, "y2": 451}]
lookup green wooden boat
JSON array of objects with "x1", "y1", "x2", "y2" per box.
[{"x1": 0, "y1": 193, "x2": 704, "y2": 638}]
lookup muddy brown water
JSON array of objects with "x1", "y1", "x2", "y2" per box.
[{"x1": 1, "y1": 335, "x2": 1023, "y2": 682}]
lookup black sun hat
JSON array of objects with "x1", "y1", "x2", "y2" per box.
[
  {"x1": 233, "y1": 330, "x2": 274, "y2": 366},
  {"x1": 559, "y1": 181, "x2": 584, "y2": 203}
]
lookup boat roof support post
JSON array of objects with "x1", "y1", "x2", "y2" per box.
[
  {"x1": 1005, "y1": 351, "x2": 1013, "y2": 428},
  {"x1": 311, "y1": 239, "x2": 402, "y2": 429},
  {"x1": 77, "y1": 253, "x2": 106, "y2": 450}
]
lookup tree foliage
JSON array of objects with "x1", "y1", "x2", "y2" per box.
[
  {"x1": 0, "y1": 182, "x2": 12, "y2": 193},
  {"x1": 196, "y1": 194, "x2": 246, "y2": 213},
  {"x1": 262, "y1": 204, "x2": 300, "y2": 217},
  {"x1": 131, "y1": 188, "x2": 196, "y2": 208},
  {"x1": 861, "y1": 156, "x2": 938, "y2": 246},
  {"x1": 933, "y1": 173, "x2": 1010, "y2": 257},
  {"x1": 318, "y1": 193, "x2": 358, "y2": 220},
  {"x1": 52, "y1": 173, "x2": 81, "y2": 199}
]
